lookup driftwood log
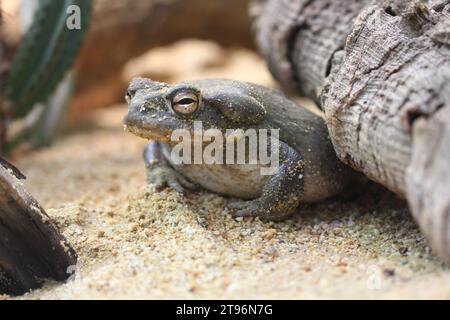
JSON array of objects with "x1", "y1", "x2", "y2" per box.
[
  {"x1": 0, "y1": 159, "x2": 77, "y2": 295},
  {"x1": 253, "y1": 0, "x2": 450, "y2": 262}
]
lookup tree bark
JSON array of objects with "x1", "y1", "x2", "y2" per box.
[
  {"x1": 253, "y1": 0, "x2": 450, "y2": 262},
  {"x1": 0, "y1": 159, "x2": 77, "y2": 295},
  {"x1": 251, "y1": 0, "x2": 371, "y2": 101}
]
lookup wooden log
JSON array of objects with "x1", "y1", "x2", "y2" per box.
[
  {"x1": 253, "y1": 0, "x2": 450, "y2": 262},
  {"x1": 407, "y1": 106, "x2": 450, "y2": 261},
  {"x1": 322, "y1": 1, "x2": 450, "y2": 261},
  {"x1": 0, "y1": 158, "x2": 77, "y2": 295},
  {"x1": 251, "y1": 0, "x2": 370, "y2": 101}
]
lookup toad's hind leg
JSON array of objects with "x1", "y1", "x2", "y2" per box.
[
  {"x1": 228, "y1": 141, "x2": 304, "y2": 221},
  {"x1": 144, "y1": 141, "x2": 198, "y2": 193}
]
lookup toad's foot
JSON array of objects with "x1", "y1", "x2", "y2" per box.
[
  {"x1": 227, "y1": 199, "x2": 294, "y2": 222},
  {"x1": 227, "y1": 142, "x2": 305, "y2": 221},
  {"x1": 145, "y1": 140, "x2": 199, "y2": 194},
  {"x1": 148, "y1": 166, "x2": 199, "y2": 194}
]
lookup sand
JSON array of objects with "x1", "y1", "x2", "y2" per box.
[
  {"x1": 3, "y1": 41, "x2": 450, "y2": 299},
  {"x1": 3, "y1": 105, "x2": 445, "y2": 300}
]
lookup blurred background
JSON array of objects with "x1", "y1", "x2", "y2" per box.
[{"x1": 0, "y1": 0, "x2": 280, "y2": 154}]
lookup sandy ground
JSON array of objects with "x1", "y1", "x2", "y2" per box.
[{"x1": 3, "y1": 41, "x2": 450, "y2": 299}]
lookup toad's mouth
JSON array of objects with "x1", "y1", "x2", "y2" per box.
[
  {"x1": 122, "y1": 110, "x2": 176, "y2": 142},
  {"x1": 124, "y1": 123, "x2": 172, "y2": 142}
]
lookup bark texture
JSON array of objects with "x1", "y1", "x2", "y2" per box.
[
  {"x1": 254, "y1": 0, "x2": 450, "y2": 262},
  {"x1": 251, "y1": 0, "x2": 371, "y2": 100},
  {"x1": 0, "y1": 159, "x2": 77, "y2": 295}
]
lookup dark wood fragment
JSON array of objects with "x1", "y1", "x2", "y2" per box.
[{"x1": 0, "y1": 159, "x2": 77, "y2": 295}]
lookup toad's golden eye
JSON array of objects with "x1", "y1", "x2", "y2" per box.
[
  {"x1": 125, "y1": 91, "x2": 132, "y2": 104},
  {"x1": 172, "y1": 92, "x2": 199, "y2": 115}
]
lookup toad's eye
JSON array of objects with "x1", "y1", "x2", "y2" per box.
[
  {"x1": 125, "y1": 88, "x2": 135, "y2": 104},
  {"x1": 172, "y1": 92, "x2": 199, "y2": 115}
]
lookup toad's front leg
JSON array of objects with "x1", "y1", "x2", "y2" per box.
[
  {"x1": 228, "y1": 141, "x2": 304, "y2": 221},
  {"x1": 144, "y1": 141, "x2": 198, "y2": 194}
]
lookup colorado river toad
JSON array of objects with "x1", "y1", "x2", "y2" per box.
[{"x1": 123, "y1": 78, "x2": 354, "y2": 221}]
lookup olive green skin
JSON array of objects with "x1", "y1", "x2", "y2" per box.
[{"x1": 124, "y1": 78, "x2": 354, "y2": 221}]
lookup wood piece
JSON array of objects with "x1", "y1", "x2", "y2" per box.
[
  {"x1": 254, "y1": 0, "x2": 450, "y2": 262},
  {"x1": 321, "y1": 1, "x2": 450, "y2": 261},
  {"x1": 251, "y1": 0, "x2": 370, "y2": 101},
  {"x1": 0, "y1": 158, "x2": 77, "y2": 295}
]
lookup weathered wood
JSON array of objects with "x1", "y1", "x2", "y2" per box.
[
  {"x1": 0, "y1": 159, "x2": 77, "y2": 295},
  {"x1": 254, "y1": 0, "x2": 450, "y2": 262},
  {"x1": 322, "y1": 1, "x2": 450, "y2": 260},
  {"x1": 407, "y1": 106, "x2": 450, "y2": 261},
  {"x1": 251, "y1": 0, "x2": 370, "y2": 101}
]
